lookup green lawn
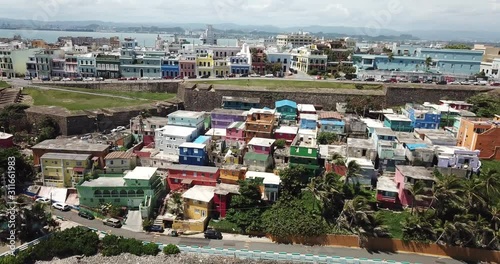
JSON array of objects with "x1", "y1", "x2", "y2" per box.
[
  {"x1": 376, "y1": 210, "x2": 410, "y2": 239},
  {"x1": 51, "y1": 86, "x2": 176, "y2": 100},
  {"x1": 192, "y1": 79, "x2": 382, "y2": 90},
  {"x1": 0, "y1": 80, "x2": 10, "y2": 88},
  {"x1": 208, "y1": 219, "x2": 239, "y2": 234},
  {"x1": 24, "y1": 87, "x2": 174, "y2": 111},
  {"x1": 481, "y1": 160, "x2": 500, "y2": 172}
]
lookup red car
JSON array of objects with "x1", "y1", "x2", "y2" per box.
[
  {"x1": 163, "y1": 76, "x2": 173, "y2": 79},
  {"x1": 128, "y1": 77, "x2": 137, "y2": 81},
  {"x1": 491, "y1": 82, "x2": 500, "y2": 86},
  {"x1": 316, "y1": 75, "x2": 322, "y2": 80},
  {"x1": 118, "y1": 77, "x2": 127, "y2": 81}
]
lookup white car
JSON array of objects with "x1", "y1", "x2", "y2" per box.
[
  {"x1": 35, "y1": 197, "x2": 51, "y2": 204},
  {"x1": 83, "y1": 77, "x2": 94, "y2": 81},
  {"x1": 250, "y1": 73, "x2": 260, "y2": 77},
  {"x1": 140, "y1": 77, "x2": 150, "y2": 80},
  {"x1": 264, "y1": 74, "x2": 274, "y2": 78},
  {"x1": 449, "y1": 81, "x2": 460, "y2": 85},
  {"x1": 52, "y1": 202, "x2": 70, "y2": 211},
  {"x1": 111, "y1": 126, "x2": 126, "y2": 133},
  {"x1": 61, "y1": 78, "x2": 71, "y2": 81}
]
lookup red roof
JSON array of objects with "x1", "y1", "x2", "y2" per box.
[{"x1": 73, "y1": 167, "x2": 85, "y2": 173}]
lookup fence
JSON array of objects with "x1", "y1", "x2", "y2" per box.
[{"x1": 0, "y1": 233, "x2": 53, "y2": 257}]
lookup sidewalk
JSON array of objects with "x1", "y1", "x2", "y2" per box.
[{"x1": 185, "y1": 232, "x2": 272, "y2": 243}]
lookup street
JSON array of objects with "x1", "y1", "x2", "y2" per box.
[{"x1": 51, "y1": 209, "x2": 464, "y2": 264}]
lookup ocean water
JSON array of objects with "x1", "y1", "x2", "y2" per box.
[{"x1": 0, "y1": 29, "x2": 238, "y2": 47}]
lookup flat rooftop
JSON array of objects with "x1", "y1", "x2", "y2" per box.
[
  {"x1": 32, "y1": 138, "x2": 110, "y2": 152},
  {"x1": 318, "y1": 111, "x2": 343, "y2": 120},
  {"x1": 361, "y1": 118, "x2": 384, "y2": 128},
  {"x1": 123, "y1": 167, "x2": 158, "y2": 180},
  {"x1": 41, "y1": 152, "x2": 92, "y2": 160},
  {"x1": 248, "y1": 108, "x2": 276, "y2": 115},
  {"x1": 384, "y1": 114, "x2": 411, "y2": 122},
  {"x1": 156, "y1": 125, "x2": 197, "y2": 137},
  {"x1": 396, "y1": 165, "x2": 434, "y2": 180},
  {"x1": 220, "y1": 164, "x2": 248, "y2": 171},
  {"x1": 275, "y1": 126, "x2": 299, "y2": 135},
  {"x1": 205, "y1": 128, "x2": 227, "y2": 137},
  {"x1": 168, "y1": 164, "x2": 219, "y2": 173},
  {"x1": 182, "y1": 185, "x2": 216, "y2": 203},
  {"x1": 346, "y1": 157, "x2": 374, "y2": 168},
  {"x1": 105, "y1": 151, "x2": 136, "y2": 160},
  {"x1": 179, "y1": 142, "x2": 206, "y2": 149},
  {"x1": 297, "y1": 104, "x2": 316, "y2": 112},
  {"x1": 347, "y1": 138, "x2": 375, "y2": 149},
  {"x1": 211, "y1": 108, "x2": 246, "y2": 116},
  {"x1": 0, "y1": 132, "x2": 13, "y2": 140},
  {"x1": 248, "y1": 137, "x2": 276, "y2": 147},
  {"x1": 300, "y1": 113, "x2": 319, "y2": 121},
  {"x1": 374, "y1": 127, "x2": 396, "y2": 137},
  {"x1": 222, "y1": 96, "x2": 260, "y2": 104},
  {"x1": 80, "y1": 176, "x2": 125, "y2": 187},
  {"x1": 377, "y1": 176, "x2": 398, "y2": 193},
  {"x1": 168, "y1": 110, "x2": 205, "y2": 119},
  {"x1": 245, "y1": 171, "x2": 280, "y2": 185}
]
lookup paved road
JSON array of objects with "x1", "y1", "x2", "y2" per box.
[{"x1": 51, "y1": 209, "x2": 464, "y2": 264}]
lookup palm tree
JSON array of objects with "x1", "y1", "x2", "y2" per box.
[
  {"x1": 461, "y1": 179, "x2": 486, "y2": 213},
  {"x1": 307, "y1": 173, "x2": 344, "y2": 220},
  {"x1": 425, "y1": 57, "x2": 433, "y2": 71},
  {"x1": 167, "y1": 192, "x2": 184, "y2": 217},
  {"x1": 429, "y1": 172, "x2": 463, "y2": 216},
  {"x1": 387, "y1": 52, "x2": 394, "y2": 62},
  {"x1": 345, "y1": 160, "x2": 361, "y2": 186},
  {"x1": 489, "y1": 204, "x2": 500, "y2": 232},
  {"x1": 478, "y1": 169, "x2": 500, "y2": 201},
  {"x1": 407, "y1": 180, "x2": 429, "y2": 215}
]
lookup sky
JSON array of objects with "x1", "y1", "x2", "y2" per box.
[{"x1": 1, "y1": 0, "x2": 499, "y2": 32}]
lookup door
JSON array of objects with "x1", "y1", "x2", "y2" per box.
[{"x1": 140, "y1": 69, "x2": 144, "y2": 77}]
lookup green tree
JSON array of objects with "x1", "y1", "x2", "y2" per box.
[
  {"x1": 467, "y1": 92, "x2": 500, "y2": 118},
  {"x1": 167, "y1": 191, "x2": 184, "y2": 217},
  {"x1": 142, "y1": 218, "x2": 153, "y2": 231},
  {"x1": 0, "y1": 148, "x2": 34, "y2": 194},
  {"x1": 345, "y1": 160, "x2": 361, "y2": 186},
  {"x1": 278, "y1": 166, "x2": 309, "y2": 199},
  {"x1": 274, "y1": 139, "x2": 286, "y2": 148},
  {"x1": 225, "y1": 178, "x2": 265, "y2": 234},
  {"x1": 444, "y1": 44, "x2": 471, "y2": 50},
  {"x1": 307, "y1": 173, "x2": 345, "y2": 221},
  {"x1": 163, "y1": 244, "x2": 181, "y2": 255},
  {"x1": 0, "y1": 104, "x2": 31, "y2": 133},
  {"x1": 336, "y1": 196, "x2": 389, "y2": 238},
  {"x1": 317, "y1": 132, "x2": 338, "y2": 144},
  {"x1": 407, "y1": 180, "x2": 430, "y2": 215},
  {"x1": 425, "y1": 57, "x2": 433, "y2": 70},
  {"x1": 387, "y1": 52, "x2": 394, "y2": 61}
]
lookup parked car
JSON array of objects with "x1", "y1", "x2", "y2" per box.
[
  {"x1": 52, "y1": 77, "x2": 62, "y2": 81},
  {"x1": 364, "y1": 77, "x2": 375, "y2": 82},
  {"x1": 96, "y1": 77, "x2": 104, "y2": 81},
  {"x1": 174, "y1": 76, "x2": 182, "y2": 79},
  {"x1": 227, "y1": 73, "x2": 236, "y2": 78},
  {"x1": 140, "y1": 76, "x2": 150, "y2": 80},
  {"x1": 52, "y1": 202, "x2": 70, "y2": 211},
  {"x1": 118, "y1": 77, "x2": 127, "y2": 81},
  {"x1": 460, "y1": 81, "x2": 470, "y2": 85},
  {"x1": 250, "y1": 73, "x2": 260, "y2": 77},
  {"x1": 265, "y1": 74, "x2": 274, "y2": 78},
  {"x1": 41, "y1": 77, "x2": 50, "y2": 81},
  {"x1": 187, "y1": 75, "x2": 197, "y2": 79},
  {"x1": 61, "y1": 77, "x2": 71, "y2": 81},
  {"x1": 35, "y1": 197, "x2": 51, "y2": 204},
  {"x1": 410, "y1": 79, "x2": 421, "y2": 83},
  {"x1": 204, "y1": 229, "x2": 223, "y2": 240},
  {"x1": 351, "y1": 78, "x2": 361, "y2": 81},
  {"x1": 148, "y1": 225, "x2": 164, "y2": 233},
  {"x1": 200, "y1": 75, "x2": 210, "y2": 79},
  {"x1": 491, "y1": 82, "x2": 500, "y2": 86},
  {"x1": 24, "y1": 76, "x2": 32, "y2": 80},
  {"x1": 103, "y1": 218, "x2": 122, "y2": 228},
  {"x1": 423, "y1": 79, "x2": 433, "y2": 84},
  {"x1": 436, "y1": 80, "x2": 448, "y2": 85},
  {"x1": 128, "y1": 77, "x2": 138, "y2": 81},
  {"x1": 152, "y1": 76, "x2": 162, "y2": 80},
  {"x1": 215, "y1": 74, "x2": 224, "y2": 78},
  {"x1": 449, "y1": 81, "x2": 461, "y2": 85},
  {"x1": 83, "y1": 77, "x2": 94, "y2": 81},
  {"x1": 73, "y1": 77, "x2": 83, "y2": 81},
  {"x1": 240, "y1": 73, "x2": 249, "y2": 77},
  {"x1": 335, "y1": 77, "x2": 346, "y2": 81},
  {"x1": 169, "y1": 230, "x2": 179, "y2": 237},
  {"x1": 78, "y1": 211, "x2": 95, "y2": 220}
]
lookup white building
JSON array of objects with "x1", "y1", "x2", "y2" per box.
[
  {"x1": 245, "y1": 171, "x2": 281, "y2": 201},
  {"x1": 154, "y1": 125, "x2": 199, "y2": 156},
  {"x1": 277, "y1": 31, "x2": 315, "y2": 48}
]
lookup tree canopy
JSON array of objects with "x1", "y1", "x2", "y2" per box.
[
  {"x1": 0, "y1": 148, "x2": 34, "y2": 194},
  {"x1": 225, "y1": 178, "x2": 266, "y2": 234},
  {"x1": 444, "y1": 44, "x2": 471, "y2": 50},
  {"x1": 467, "y1": 92, "x2": 500, "y2": 118}
]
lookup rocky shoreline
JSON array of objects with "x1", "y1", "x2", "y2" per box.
[{"x1": 35, "y1": 253, "x2": 295, "y2": 264}]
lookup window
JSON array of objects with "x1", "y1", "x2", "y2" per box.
[
  {"x1": 194, "y1": 209, "x2": 200, "y2": 214},
  {"x1": 201, "y1": 210, "x2": 206, "y2": 217}
]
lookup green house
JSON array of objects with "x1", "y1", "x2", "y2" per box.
[
  {"x1": 275, "y1": 100, "x2": 298, "y2": 121},
  {"x1": 383, "y1": 114, "x2": 413, "y2": 132},
  {"x1": 76, "y1": 167, "x2": 164, "y2": 218},
  {"x1": 289, "y1": 135, "x2": 320, "y2": 177}
]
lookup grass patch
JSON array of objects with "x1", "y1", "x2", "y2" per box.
[
  {"x1": 0, "y1": 80, "x2": 10, "y2": 88},
  {"x1": 24, "y1": 87, "x2": 173, "y2": 111},
  {"x1": 208, "y1": 219, "x2": 239, "y2": 234},
  {"x1": 51, "y1": 86, "x2": 176, "y2": 100},
  {"x1": 481, "y1": 160, "x2": 500, "y2": 172},
  {"x1": 376, "y1": 210, "x2": 410, "y2": 239},
  {"x1": 192, "y1": 79, "x2": 382, "y2": 90}
]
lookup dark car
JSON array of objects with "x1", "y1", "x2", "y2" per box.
[
  {"x1": 118, "y1": 77, "x2": 127, "y2": 81},
  {"x1": 74, "y1": 77, "x2": 83, "y2": 81},
  {"x1": 411, "y1": 79, "x2": 421, "y2": 83},
  {"x1": 436, "y1": 80, "x2": 448, "y2": 85},
  {"x1": 128, "y1": 77, "x2": 138, "y2": 80},
  {"x1": 148, "y1": 225, "x2": 164, "y2": 233},
  {"x1": 424, "y1": 79, "x2": 433, "y2": 84},
  {"x1": 204, "y1": 229, "x2": 223, "y2": 240},
  {"x1": 227, "y1": 73, "x2": 236, "y2": 78},
  {"x1": 41, "y1": 77, "x2": 51, "y2": 81},
  {"x1": 240, "y1": 73, "x2": 249, "y2": 77},
  {"x1": 78, "y1": 211, "x2": 95, "y2": 220},
  {"x1": 188, "y1": 75, "x2": 197, "y2": 79},
  {"x1": 200, "y1": 75, "x2": 210, "y2": 79},
  {"x1": 364, "y1": 77, "x2": 375, "y2": 82},
  {"x1": 215, "y1": 75, "x2": 224, "y2": 78}
]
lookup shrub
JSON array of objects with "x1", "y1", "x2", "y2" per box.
[
  {"x1": 118, "y1": 238, "x2": 144, "y2": 256},
  {"x1": 142, "y1": 243, "x2": 160, "y2": 256},
  {"x1": 142, "y1": 218, "x2": 153, "y2": 231},
  {"x1": 101, "y1": 235, "x2": 122, "y2": 256},
  {"x1": 274, "y1": 139, "x2": 286, "y2": 148},
  {"x1": 355, "y1": 84, "x2": 364, "y2": 90},
  {"x1": 163, "y1": 244, "x2": 180, "y2": 255}
]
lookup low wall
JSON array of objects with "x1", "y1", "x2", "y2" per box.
[
  {"x1": 173, "y1": 218, "x2": 207, "y2": 232},
  {"x1": 36, "y1": 81, "x2": 179, "y2": 93},
  {"x1": 267, "y1": 234, "x2": 500, "y2": 263}
]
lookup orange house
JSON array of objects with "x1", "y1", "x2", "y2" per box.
[
  {"x1": 219, "y1": 164, "x2": 248, "y2": 184},
  {"x1": 457, "y1": 116, "x2": 500, "y2": 160},
  {"x1": 245, "y1": 108, "x2": 276, "y2": 142}
]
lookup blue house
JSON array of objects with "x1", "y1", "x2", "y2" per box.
[
  {"x1": 403, "y1": 103, "x2": 441, "y2": 129},
  {"x1": 372, "y1": 127, "x2": 396, "y2": 147},
  {"x1": 222, "y1": 96, "x2": 260, "y2": 110},
  {"x1": 161, "y1": 56, "x2": 180, "y2": 78},
  {"x1": 275, "y1": 100, "x2": 297, "y2": 121},
  {"x1": 318, "y1": 111, "x2": 345, "y2": 134},
  {"x1": 229, "y1": 56, "x2": 250, "y2": 75},
  {"x1": 383, "y1": 114, "x2": 413, "y2": 132},
  {"x1": 299, "y1": 114, "x2": 318, "y2": 130},
  {"x1": 179, "y1": 142, "x2": 208, "y2": 166}
]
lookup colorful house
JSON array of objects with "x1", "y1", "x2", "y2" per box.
[
  {"x1": 168, "y1": 110, "x2": 206, "y2": 133},
  {"x1": 274, "y1": 126, "x2": 298, "y2": 145},
  {"x1": 179, "y1": 55, "x2": 196, "y2": 78},
  {"x1": 214, "y1": 58, "x2": 230, "y2": 76},
  {"x1": 167, "y1": 164, "x2": 220, "y2": 191},
  {"x1": 403, "y1": 103, "x2": 441, "y2": 130},
  {"x1": 383, "y1": 114, "x2": 413, "y2": 132},
  {"x1": 289, "y1": 135, "x2": 320, "y2": 177},
  {"x1": 161, "y1": 55, "x2": 180, "y2": 78},
  {"x1": 219, "y1": 164, "x2": 248, "y2": 184},
  {"x1": 245, "y1": 108, "x2": 277, "y2": 142},
  {"x1": 196, "y1": 53, "x2": 214, "y2": 77},
  {"x1": 0, "y1": 132, "x2": 14, "y2": 149},
  {"x1": 182, "y1": 185, "x2": 215, "y2": 220},
  {"x1": 245, "y1": 171, "x2": 281, "y2": 202},
  {"x1": 376, "y1": 176, "x2": 401, "y2": 209},
  {"x1": 318, "y1": 111, "x2": 345, "y2": 135},
  {"x1": 243, "y1": 152, "x2": 273, "y2": 172},
  {"x1": 104, "y1": 151, "x2": 137, "y2": 174},
  {"x1": 222, "y1": 96, "x2": 260, "y2": 111},
  {"x1": 297, "y1": 104, "x2": 316, "y2": 115},
  {"x1": 130, "y1": 116, "x2": 168, "y2": 145},
  {"x1": 154, "y1": 125, "x2": 199, "y2": 156},
  {"x1": 41, "y1": 153, "x2": 92, "y2": 188},
  {"x1": 225, "y1": 121, "x2": 246, "y2": 147},
  {"x1": 211, "y1": 108, "x2": 247, "y2": 129},
  {"x1": 299, "y1": 114, "x2": 318, "y2": 130},
  {"x1": 439, "y1": 100, "x2": 473, "y2": 111},
  {"x1": 213, "y1": 183, "x2": 240, "y2": 218},
  {"x1": 179, "y1": 142, "x2": 208, "y2": 166},
  {"x1": 346, "y1": 157, "x2": 376, "y2": 185},
  {"x1": 247, "y1": 137, "x2": 276, "y2": 155},
  {"x1": 457, "y1": 117, "x2": 500, "y2": 160},
  {"x1": 77, "y1": 167, "x2": 164, "y2": 218},
  {"x1": 394, "y1": 165, "x2": 434, "y2": 207},
  {"x1": 275, "y1": 100, "x2": 297, "y2": 121}
]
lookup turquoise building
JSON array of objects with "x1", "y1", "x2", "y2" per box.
[
  {"x1": 383, "y1": 114, "x2": 413, "y2": 132},
  {"x1": 275, "y1": 100, "x2": 297, "y2": 121}
]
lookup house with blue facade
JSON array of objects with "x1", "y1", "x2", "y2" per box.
[
  {"x1": 403, "y1": 103, "x2": 441, "y2": 129},
  {"x1": 318, "y1": 111, "x2": 345, "y2": 134},
  {"x1": 372, "y1": 127, "x2": 405, "y2": 172},
  {"x1": 179, "y1": 142, "x2": 208, "y2": 166},
  {"x1": 372, "y1": 127, "x2": 396, "y2": 147},
  {"x1": 383, "y1": 114, "x2": 413, "y2": 132},
  {"x1": 229, "y1": 55, "x2": 250, "y2": 74},
  {"x1": 299, "y1": 114, "x2": 318, "y2": 130},
  {"x1": 275, "y1": 100, "x2": 297, "y2": 121},
  {"x1": 222, "y1": 96, "x2": 260, "y2": 110},
  {"x1": 168, "y1": 110, "x2": 206, "y2": 134},
  {"x1": 161, "y1": 55, "x2": 180, "y2": 78}
]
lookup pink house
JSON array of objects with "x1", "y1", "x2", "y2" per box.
[
  {"x1": 179, "y1": 55, "x2": 196, "y2": 78},
  {"x1": 226, "y1": 121, "x2": 246, "y2": 147},
  {"x1": 274, "y1": 126, "x2": 298, "y2": 145},
  {"x1": 247, "y1": 137, "x2": 275, "y2": 155},
  {"x1": 394, "y1": 165, "x2": 434, "y2": 207}
]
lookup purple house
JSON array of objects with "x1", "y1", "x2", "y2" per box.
[
  {"x1": 247, "y1": 137, "x2": 276, "y2": 155},
  {"x1": 211, "y1": 108, "x2": 247, "y2": 129}
]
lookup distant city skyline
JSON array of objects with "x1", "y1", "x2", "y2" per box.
[{"x1": 2, "y1": 0, "x2": 499, "y2": 32}]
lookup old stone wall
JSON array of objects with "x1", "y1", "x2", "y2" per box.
[
  {"x1": 385, "y1": 85, "x2": 491, "y2": 106},
  {"x1": 37, "y1": 81, "x2": 178, "y2": 93}
]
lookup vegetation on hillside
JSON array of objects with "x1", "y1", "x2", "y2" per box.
[{"x1": 467, "y1": 92, "x2": 500, "y2": 118}]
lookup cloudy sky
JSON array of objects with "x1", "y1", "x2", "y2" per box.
[{"x1": 3, "y1": 0, "x2": 499, "y2": 31}]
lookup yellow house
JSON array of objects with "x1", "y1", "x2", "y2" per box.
[
  {"x1": 40, "y1": 153, "x2": 92, "y2": 188},
  {"x1": 219, "y1": 164, "x2": 247, "y2": 184},
  {"x1": 196, "y1": 53, "x2": 214, "y2": 77},
  {"x1": 181, "y1": 185, "x2": 215, "y2": 220},
  {"x1": 213, "y1": 58, "x2": 230, "y2": 76}
]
